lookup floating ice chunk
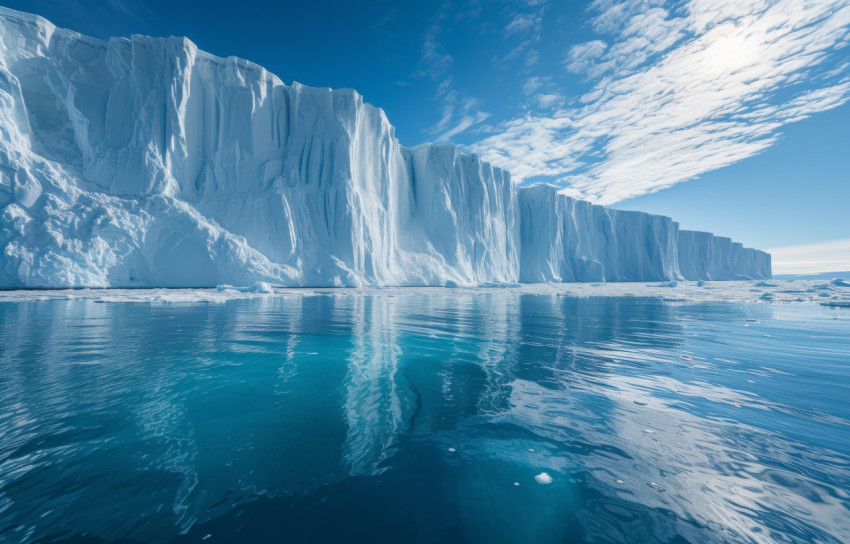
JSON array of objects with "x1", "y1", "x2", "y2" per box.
[
  {"x1": 216, "y1": 282, "x2": 274, "y2": 294},
  {"x1": 534, "y1": 472, "x2": 553, "y2": 485}
]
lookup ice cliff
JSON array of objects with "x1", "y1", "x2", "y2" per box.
[
  {"x1": 518, "y1": 185, "x2": 681, "y2": 282},
  {"x1": 0, "y1": 8, "x2": 769, "y2": 288},
  {"x1": 678, "y1": 230, "x2": 772, "y2": 281},
  {"x1": 518, "y1": 186, "x2": 770, "y2": 282}
]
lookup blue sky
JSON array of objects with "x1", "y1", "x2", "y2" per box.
[{"x1": 5, "y1": 0, "x2": 850, "y2": 272}]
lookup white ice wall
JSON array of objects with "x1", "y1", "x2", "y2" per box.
[
  {"x1": 678, "y1": 230, "x2": 771, "y2": 280},
  {"x1": 0, "y1": 7, "x2": 769, "y2": 288},
  {"x1": 518, "y1": 185, "x2": 681, "y2": 282},
  {"x1": 0, "y1": 8, "x2": 520, "y2": 287}
]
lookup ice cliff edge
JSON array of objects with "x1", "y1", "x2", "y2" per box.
[{"x1": 0, "y1": 7, "x2": 770, "y2": 288}]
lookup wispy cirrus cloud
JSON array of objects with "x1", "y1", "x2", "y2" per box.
[
  {"x1": 425, "y1": 76, "x2": 491, "y2": 142},
  {"x1": 413, "y1": 20, "x2": 454, "y2": 80},
  {"x1": 471, "y1": 0, "x2": 850, "y2": 205},
  {"x1": 416, "y1": 0, "x2": 553, "y2": 142},
  {"x1": 495, "y1": 0, "x2": 549, "y2": 69},
  {"x1": 411, "y1": 2, "x2": 493, "y2": 141},
  {"x1": 505, "y1": 12, "x2": 540, "y2": 36}
]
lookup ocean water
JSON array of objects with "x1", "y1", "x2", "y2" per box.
[{"x1": 1, "y1": 287, "x2": 849, "y2": 543}]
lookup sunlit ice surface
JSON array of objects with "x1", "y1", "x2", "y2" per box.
[{"x1": 1, "y1": 284, "x2": 849, "y2": 543}]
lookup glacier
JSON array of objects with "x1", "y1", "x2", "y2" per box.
[{"x1": 0, "y1": 7, "x2": 770, "y2": 288}]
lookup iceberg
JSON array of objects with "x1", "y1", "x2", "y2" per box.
[{"x1": 0, "y1": 7, "x2": 769, "y2": 288}]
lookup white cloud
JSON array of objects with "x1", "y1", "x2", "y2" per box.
[
  {"x1": 534, "y1": 92, "x2": 564, "y2": 108},
  {"x1": 768, "y1": 238, "x2": 850, "y2": 275},
  {"x1": 425, "y1": 77, "x2": 491, "y2": 142},
  {"x1": 415, "y1": 37, "x2": 454, "y2": 79},
  {"x1": 564, "y1": 40, "x2": 607, "y2": 74},
  {"x1": 505, "y1": 14, "x2": 539, "y2": 36},
  {"x1": 494, "y1": 1, "x2": 549, "y2": 69},
  {"x1": 410, "y1": 5, "x2": 459, "y2": 81},
  {"x1": 417, "y1": 1, "x2": 554, "y2": 142},
  {"x1": 522, "y1": 76, "x2": 549, "y2": 95},
  {"x1": 471, "y1": 0, "x2": 850, "y2": 205}
]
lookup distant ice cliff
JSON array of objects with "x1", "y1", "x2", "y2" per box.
[{"x1": 0, "y1": 7, "x2": 769, "y2": 288}]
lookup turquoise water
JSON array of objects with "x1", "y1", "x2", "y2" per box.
[{"x1": 1, "y1": 292, "x2": 849, "y2": 543}]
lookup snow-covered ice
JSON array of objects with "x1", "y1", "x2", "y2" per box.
[
  {"x1": 0, "y1": 7, "x2": 770, "y2": 289},
  {"x1": 1, "y1": 279, "x2": 846, "y2": 307}
]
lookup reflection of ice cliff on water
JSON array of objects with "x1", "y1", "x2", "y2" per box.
[{"x1": 1, "y1": 293, "x2": 849, "y2": 542}]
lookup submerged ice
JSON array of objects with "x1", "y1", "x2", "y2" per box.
[{"x1": 0, "y1": 7, "x2": 770, "y2": 288}]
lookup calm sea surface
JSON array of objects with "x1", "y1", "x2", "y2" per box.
[{"x1": 1, "y1": 291, "x2": 849, "y2": 543}]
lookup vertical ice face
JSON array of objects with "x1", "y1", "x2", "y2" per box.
[
  {"x1": 0, "y1": 7, "x2": 770, "y2": 288},
  {"x1": 402, "y1": 144, "x2": 519, "y2": 285},
  {"x1": 677, "y1": 231, "x2": 771, "y2": 280},
  {"x1": 518, "y1": 185, "x2": 681, "y2": 282},
  {"x1": 0, "y1": 7, "x2": 521, "y2": 287}
]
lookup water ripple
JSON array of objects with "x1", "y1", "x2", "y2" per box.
[{"x1": 0, "y1": 293, "x2": 848, "y2": 543}]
